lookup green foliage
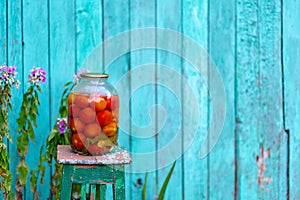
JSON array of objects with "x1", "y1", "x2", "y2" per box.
[
  {"x1": 142, "y1": 171, "x2": 148, "y2": 200},
  {"x1": 16, "y1": 85, "x2": 41, "y2": 189},
  {"x1": 0, "y1": 84, "x2": 17, "y2": 197},
  {"x1": 16, "y1": 161, "x2": 28, "y2": 186},
  {"x1": 30, "y1": 81, "x2": 74, "y2": 199},
  {"x1": 142, "y1": 161, "x2": 176, "y2": 200},
  {"x1": 157, "y1": 161, "x2": 176, "y2": 200}
]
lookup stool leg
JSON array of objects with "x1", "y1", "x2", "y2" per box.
[
  {"x1": 60, "y1": 165, "x2": 73, "y2": 200},
  {"x1": 100, "y1": 185, "x2": 107, "y2": 200},
  {"x1": 81, "y1": 184, "x2": 86, "y2": 200},
  {"x1": 113, "y1": 165, "x2": 125, "y2": 200},
  {"x1": 90, "y1": 184, "x2": 96, "y2": 200}
]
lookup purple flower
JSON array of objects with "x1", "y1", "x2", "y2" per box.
[
  {"x1": 56, "y1": 117, "x2": 68, "y2": 134},
  {"x1": 0, "y1": 64, "x2": 20, "y2": 88},
  {"x1": 154, "y1": 195, "x2": 159, "y2": 199},
  {"x1": 28, "y1": 67, "x2": 47, "y2": 84}
]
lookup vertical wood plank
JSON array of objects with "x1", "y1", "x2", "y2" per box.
[
  {"x1": 0, "y1": 3, "x2": 8, "y2": 199},
  {"x1": 257, "y1": 1, "x2": 285, "y2": 199},
  {"x1": 61, "y1": 165, "x2": 73, "y2": 199},
  {"x1": 237, "y1": 0, "x2": 285, "y2": 199},
  {"x1": 208, "y1": 0, "x2": 236, "y2": 199},
  {"x1": 49, "y1": 0, "x2": 76, "y2": 126},
  {"x1": 236, "y1": 1, "x2": 261, "y2": 199},
  {"x1": 80, "y1": 184, "x2": 86, "y2": 199},
  {"x1": 75, "y1": 0, "x2": 102, "y2": 70},
  {"x1": 129, "y1": 0, "x2": 156, "y2": 199},
  {"x1": 0, "y1": 0, "x2": 7, "y2": 62},
  {"x1": 22, "y1": 0, "x2": 50, "y2": 198},
  {"x1": 156, "y1": 0, "x2": 183, "y2": 199},
  {"x1": 7, "y1": 0, "x2": 24, "y2": 197},
  {"x1": 182, "y1": 0, "x2": 209, "y2": 199},
  {"x1": 90, "y1": 184, "x2": 96, "y2": 200},
  {"x1": 100, "y1": 184, "x2": 106, "y2": 199},
  {"x1": 49, "y1": 1, "x2": 76, "y2": 198},
  {"x1": 103, "y1": 0, "x2": 130, "y2": 199},
  {"x1": 283, "y1": 0, "x2": 300, "y2": 199}
]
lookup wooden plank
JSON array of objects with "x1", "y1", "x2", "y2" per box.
[
  {"x1": 156, "y1": 0, "x2": 183, "y2": 199},
  {"x1": 257, "y1": 1, "x2": 285, "y2": 199},
  {"x1": 7, "y1": 0, "x2": 24, "y2": 197},
  {"x1": 182, "y1": 0, "x2": 209, "y2": 199},
  {"x1": 236, "y1": 1, "x2": 261, "y2": 199},
  {"x1": 0, "y1": 2, "x2": 8, "y2": 197},
  {"x1": 80, "y1": 184, "x2": 86, "y2": 200},
  {"x1": 236, "y1": 0, "x2": 285, "y2": 199},
  {"x1": 75, "y1": 0, "x2": 102, "y2": 70},
  {"x1": 103, "y1": 0, "x2": 130, "y2": 199},
  {"x1": 22, "y1": 0, "x2": 50, "y2": 198},
  {"x1": 49, "y1": 2, "x2": 76, "y2": 198},
  {"x1": 0, "y1": 0, "x2": 6, "y2": 62},
  {"x1": 100, "y1": 184, "x2": 106, "y2": 200},
  {"x1": 90, "y1": 184, "x2": 96, "y2": 200},
  {"x1": 129, "y1": 0, "x2": 156, "y2": 199},
  {"x1": 49, "y1": 0, "x2": 76, "y2": 126},
  {"x1": 283, "y1": 0, "x2": 300, "y2": 199},
  {"x1": 115, "y1": 165, "x2": 125, "y2": 200},
  {"x1": 60, "y1": 165, "x2": 73, "y2": 200},
  {"x1": 208, "y1": 0, "x2": 236, "y2": 199}
]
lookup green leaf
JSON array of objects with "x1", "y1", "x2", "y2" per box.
[
  {"x1": 16, "y1": 116, "x2": 27, "y2": 132},
  {"x1": 63, "y1": 81, "x2": 73, "y2": 88},
  {"x1": 30, "y1": 169, "x2": 37, "y2": 193},
  {"x1": 142, "y1": 172, "x2": 148, "y2": 200},
  {"x1": 47, "y1": 130, "x2": 57, "y2": 143},
  {"x1": 157, "y1": 161, "x2": 176, "y2": 200},
  {"x1": 28, "y1": 121, "x2": 35, "y2": 141},
  {"x1": 36, "y1": 85, "x2": 42, "y2": 93},
  {"x1": 0, "y1": 110, "x2": 4, "y2": 124},
  {"x1": 17, "y1": 161, "x2": 29, "y2": 185},
  {"x1": 4, "y1": 171, "x2": 12, "y2": 192}
]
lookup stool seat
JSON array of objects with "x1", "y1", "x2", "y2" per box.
[
  {"x1": 57, "y1": 145, "x2": 131, "y2": 200},
  {"x1": 57, "y1": 145, "x2": 132, "y2": 165}
]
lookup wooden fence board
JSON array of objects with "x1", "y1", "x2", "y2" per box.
[
  {"x1": 156, "y1": 1, "x2": 183, "y2": 199},
  {"x1": 182, "y1": 0, "x2": 209, "y2": 199},
  {"x1": 283, "y1": 0, "x2": 300, "y2": 199},
  {"x1": 130, "y1": 0, "x2": 156, "y2": 199},
  {"x1": 208, "y1": 0, "x2": 236, "y2": 199},
  {"x1": 22, "y1": 0, "x2": 50, "y2": 199}
]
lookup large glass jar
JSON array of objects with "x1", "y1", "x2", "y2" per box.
[{"x1": 68, "y1": 73, "x2": 119, "y2": 155}]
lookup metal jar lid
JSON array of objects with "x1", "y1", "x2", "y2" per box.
[{"x1": 80, "y1": 73, "x2": 109, "y2": 78}]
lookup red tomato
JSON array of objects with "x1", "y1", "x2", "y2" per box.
[
  {"x1": 79, "y1": 107, "x2": 96, "y2": 124},
  {"x1": 69, "y1": 118, "x2": 85, "y2": 133},
  {"x1": 102, "y1": 122, "x2": 118, "y2": 136},
  {"x1": 90, "y1": 97, "x2": 107, "y2": 111},
  {"x1": 96, "y1": 110, "x2": 113, "y2": 126},
  {"x1": 72, "y1": 133, "x2": 86, "y2": 149},
  {"x1": 83, "y1": 123, "x2": 101, "y2": 138},
  {"x1": 74, "y1": 94, "x2": 89, "y2": 108},
  {"x1": 68, "y1": 104, "x2": 80, "y2": 117},
  {"x1": 106, "y1": 95, "x2": 119, "y2": 111}
]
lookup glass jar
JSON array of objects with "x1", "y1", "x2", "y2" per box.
[{"x1": 68, "y1": 73, "x2": 119, "y2": 155}]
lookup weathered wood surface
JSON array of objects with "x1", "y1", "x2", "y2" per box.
[
  {"x1": 1, "y1": 0, "x2": 298, "y2": 199},
  {"x1": 283, "y1": 0, "x2": 300, "y2": 199},
  {"x1": 57, "y1": 145, "x2": 131, "y2": 165}
]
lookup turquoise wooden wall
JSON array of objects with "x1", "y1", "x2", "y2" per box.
[{"x1": 1, "y1": 0, "x2": 299, "y2": 199}]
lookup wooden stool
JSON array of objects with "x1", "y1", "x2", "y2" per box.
[{"x1": 57, "y1": 145, "x2": 131, "y2": 200}]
